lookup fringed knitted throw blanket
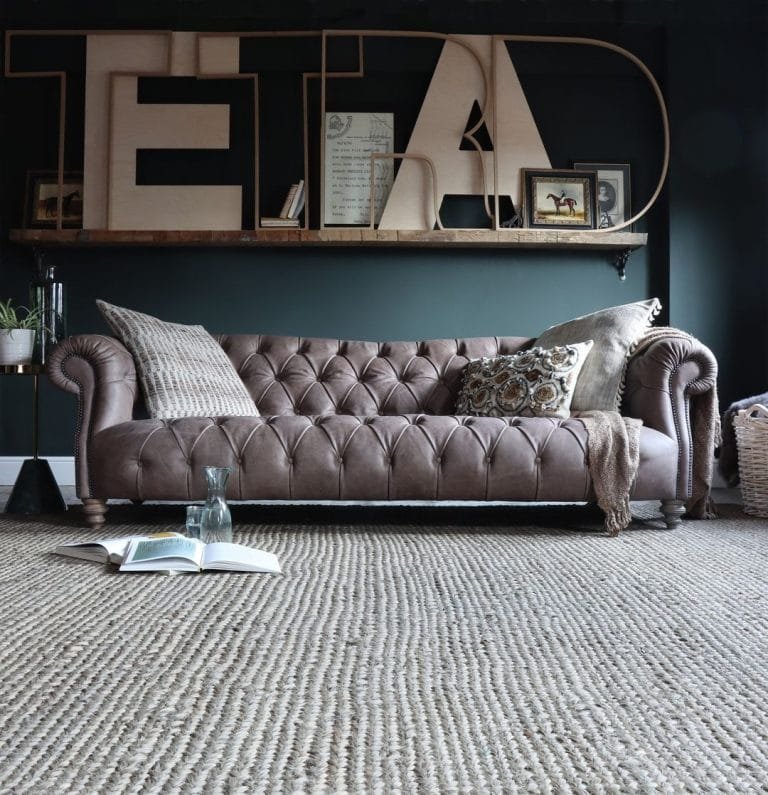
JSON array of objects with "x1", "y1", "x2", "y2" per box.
[
  {"x1": 575, "y1": 327, "x2": 720, "y2": 533},
  {"x1": 632, "y1": 326, "x2": 722, "y2": 519},
  {"x1": 577, "y1": 411, "x2": 642, "y2": 536}
]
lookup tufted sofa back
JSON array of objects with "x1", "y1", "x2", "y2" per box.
[{"x1": 217, "y1": 334, "x2": 533, "y2": 416}]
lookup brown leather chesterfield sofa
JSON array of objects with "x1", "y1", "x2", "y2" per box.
[{"x1": 47, "y1": 332, "x2": 717, "y2": 529}]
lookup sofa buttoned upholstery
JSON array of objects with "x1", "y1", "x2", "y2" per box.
[
  {"x1": 218, "y1": 335, "x2": 534, "y2": 417},
  {"x1": 47, "y1": 332, "x2": 717, "y2": 528}
]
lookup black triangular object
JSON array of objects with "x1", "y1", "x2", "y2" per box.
[
  {"x1": 459, "y1": 100, "x2": 493, "y2": 151},
  {"x1": 5, "y1": 458, "x2": 67, "y2": 514}
]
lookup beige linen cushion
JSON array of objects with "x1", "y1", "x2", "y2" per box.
[
  {"x1": 96, "y1": 299, "x2": 259, "y2": 420},
  {"x1": 455, "y1": 341, "x2": 594, "y2": 419},
  {"x1": 533, "y1": 298, "x2": 661, "y2": 411}
]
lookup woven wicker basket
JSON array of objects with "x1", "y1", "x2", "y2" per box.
[{"x1": 733, "y1": 404, "x2": 768, "y2": 517}]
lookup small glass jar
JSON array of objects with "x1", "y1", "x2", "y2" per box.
[{"x1": 185, "y1": 505, "x2": 204, "y2": 539}]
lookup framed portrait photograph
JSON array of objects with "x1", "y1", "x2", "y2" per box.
[
  {"x1": 573, "y1": 162, "x2": 631, "y2": 229},
  {"x1": 24, "y1": 171, "x2": 83, "y2": 228},
  {"x1": 521, "y1": 169, "x2": 597, "y2": 229}
]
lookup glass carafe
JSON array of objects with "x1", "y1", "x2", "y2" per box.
[{"x1": 200, "y1": 466, "x2": 232, "y2": 543}]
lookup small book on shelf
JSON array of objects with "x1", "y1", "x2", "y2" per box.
[
  {"x1": 291, "y1": 189, "x2": 305, "y2": 220},
  {"x1": 119, "y1": 536, "x2": 281, "y2": 574},
  {"x1": 287, "y1": 179, "x2": 305, "y2": 219},
  {"x1": 53, "y1": 532, "x2": 183, "y2": 565},
  {"x1": 260, "y1": 217, "x2": 300, "y2": 227},
  {"x1": 278, "y1": 183, "x2": 299, "y2": 218}
]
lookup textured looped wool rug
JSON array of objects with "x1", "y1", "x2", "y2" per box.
[{"x1": 0, "y1": 501, "x2": 766, "y2": 794}]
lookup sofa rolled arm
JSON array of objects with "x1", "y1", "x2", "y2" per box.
[
  {"x1": 47, "y1": 334, "x2": 138, "y2": 498},
  {"x1": 623, "y1": 333, "x2": 718, "y2": 504}
]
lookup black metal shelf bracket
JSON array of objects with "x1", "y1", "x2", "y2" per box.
[{"x1": 613, "y1": 248, "x2": 631, "y2": 280}]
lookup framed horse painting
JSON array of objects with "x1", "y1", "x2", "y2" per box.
[
  {"x1": 24, "y1": 171, "x2": 83, "y2": 228},
  {"x1": 521, "y1": 169, "x2": 597, "y2": 229}
]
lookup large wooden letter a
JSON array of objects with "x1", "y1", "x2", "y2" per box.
[{"x1": 378, "y1": 35, "x2": 551, "y2": 230}]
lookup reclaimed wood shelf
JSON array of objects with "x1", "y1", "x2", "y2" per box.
[
  {"x1": 10, "y1": 228, "x2": 647, "y2": 251},
  {"x1": 0, "y1": 364, "x2": 44, "y2": 375}
]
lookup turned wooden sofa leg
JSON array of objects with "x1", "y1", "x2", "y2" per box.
[
  {"x1": 82, "y1": 498, "x2": 108, "y2": 528},
  {"x1": 661, "y1": 499, "x2": 685, "y2": 528}
]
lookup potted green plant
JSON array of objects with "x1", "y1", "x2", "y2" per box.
[{"x1": 0, "y1": 299, "x2": 43, "y2": 366}]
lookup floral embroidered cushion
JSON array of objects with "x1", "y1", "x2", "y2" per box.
[{"x1": 455, "y1": 341, "x2": 594, "y2": 419}]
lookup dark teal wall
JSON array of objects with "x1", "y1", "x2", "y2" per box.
[
  {"x1": 1, "y1": 1, "x2": 766, "y2": 457},
  {"x1": 667, "y1": 20, "x2": 768, "y2": 404}
]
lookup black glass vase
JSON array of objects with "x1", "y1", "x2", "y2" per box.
[{"x1": 30, "y1": 262, "x2": 66, "y2": 364}]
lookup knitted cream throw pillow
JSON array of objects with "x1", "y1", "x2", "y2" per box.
[{"x1": 97, "y1": 300, "x2": 259, "y2": 420}]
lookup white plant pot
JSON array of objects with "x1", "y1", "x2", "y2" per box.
[{"x1": 0, "y1": 329, "x2": 36, "y2": 366}]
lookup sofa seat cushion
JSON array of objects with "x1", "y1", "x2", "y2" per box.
[{"x1": 89, "y1": 415, "x2": 677, "y2": 503}]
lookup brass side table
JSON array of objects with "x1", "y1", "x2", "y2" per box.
[{"x1": 2, "y1": 364, "x2": 67, "y2": 514}]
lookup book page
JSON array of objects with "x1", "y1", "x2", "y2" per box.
[
  {"x1": 202, "y1": 543, "x2": 281, "y2": 573},
  {"x1": 121, "y1": 537, "x2": 204, "y2": 570},
  {"x1": 53, "y1": 532, "x2": 183, "y2": 564}
]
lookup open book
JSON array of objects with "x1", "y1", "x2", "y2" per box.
[
  {"x1": 119, "y1": 536, "x2": 281, "y2": 574},
  {"x1": 54, "y1": 532, "x2": 182, "y2": 565}
]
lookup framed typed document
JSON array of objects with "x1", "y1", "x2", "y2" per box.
[{"x1": 324, "y1": 112, "x2": 394, "y2": 226}]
